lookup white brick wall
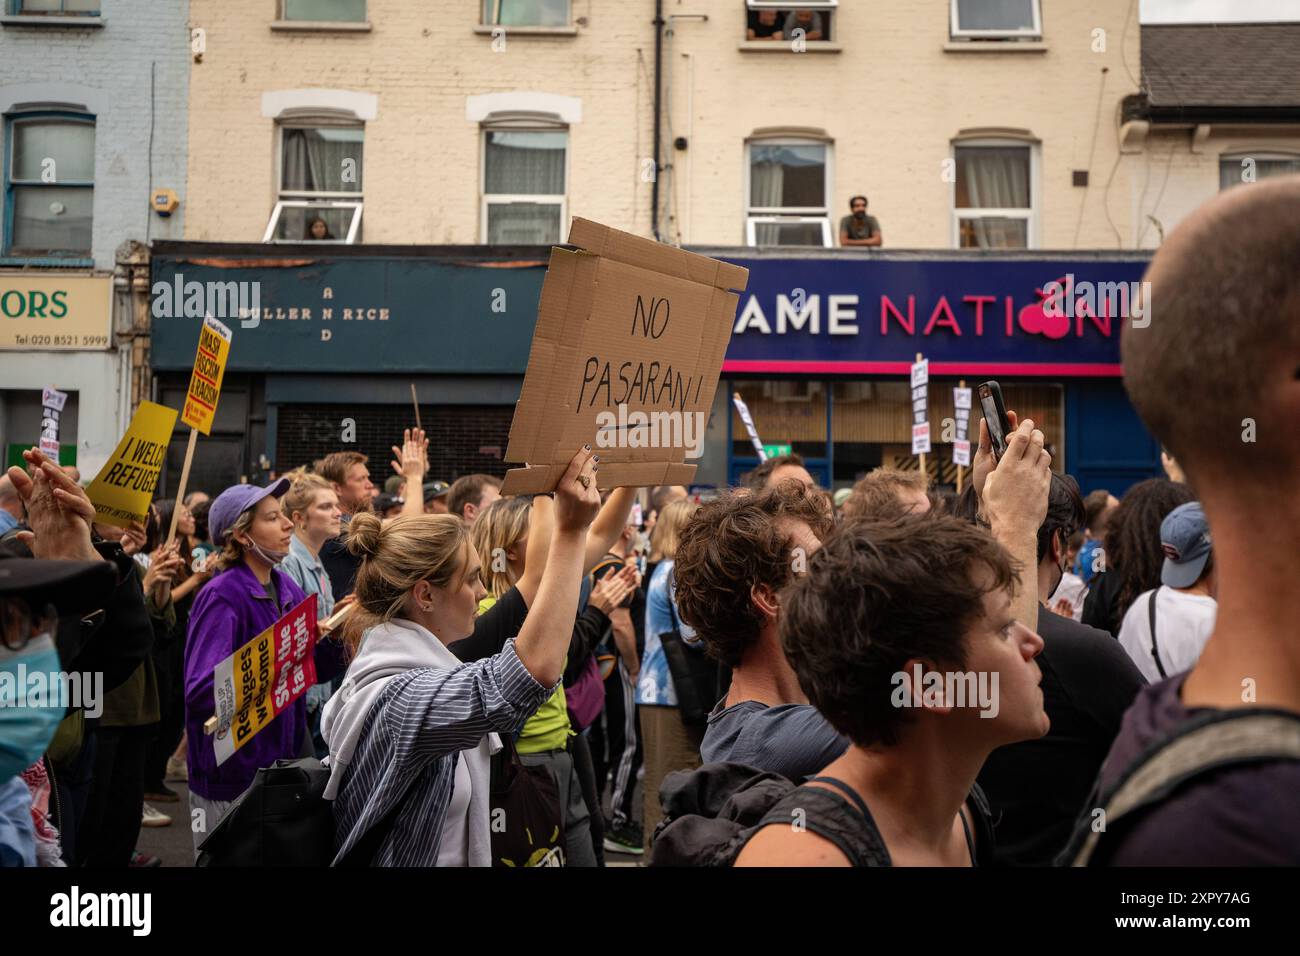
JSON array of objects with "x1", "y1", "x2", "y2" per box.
[{"x1": 182, "y1": 1, "x2": 1298, "y2": 251}]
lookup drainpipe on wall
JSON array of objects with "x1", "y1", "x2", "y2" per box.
[{"x1": 651, "y1": 0, "x2": 664, "y2": 241}]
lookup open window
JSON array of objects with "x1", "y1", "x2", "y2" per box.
[
  {"x1": 746, "y1": 139, "x2": 832, "y2": 247},
  {"x1": 4, "y1": 113, "x2": 95, "y2": 256},
  {"x1": 264, "y1": 123, "x2": 363, "y2": 243},
  {"x1": 263, "y1": 200, "x2": 362, "y2": 243},
  {"x1": 950, "y1": 0, "x2": 1041, "y2": 40},
  {"x1": 481, "y1": 0, "x2": 570, "y2": 27},
  {"x1": 744, "y1": 1, "x2": 836, "y2": 43}
]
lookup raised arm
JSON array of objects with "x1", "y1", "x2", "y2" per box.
[
  {"x1": 979, "y1": 416, "x2": 1051, "y2": 636},
  {"x1": 583, "y1": 486, "x2": 637, "y2": 573},
  {"x1": 513, "y1": 448, "x2": 602, "y2": 686},
  {"x1": 390, "y1": 427, "x2": 428, "y2": 521},
  {"x1": 515, "y1": 492, "x2": 555, "y2": 608}
]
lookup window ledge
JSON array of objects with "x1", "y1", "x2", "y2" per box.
[
  {"x1": 1, "y1": 14, "x2": 103, "y2": 28},
  {"x1": 270, "y1": 20, "x2": 371, "y2": 33},
  {"x1": 738, "y1": 40, "x2": 842, "y2": 53},
  {"x1": 943, "y1": 40, "x2": 1047, "y2": 53},
  {"x1": 0, "y1": 256, "x2": 95, "y2": 268},
  {"x1": 472, "y1": 24, "x2": 578, "y2": 36}
]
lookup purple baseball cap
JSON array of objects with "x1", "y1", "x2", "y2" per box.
[{"x1": 209, "y1": 478, "x2": 290, "y2": 547}]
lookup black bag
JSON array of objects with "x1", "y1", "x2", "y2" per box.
[
  {"x1": 658, "y1": 575, "x2": 730, "y2": 726},
  {"x1": 652, "y1": 762, "x2": 995, "y2": 867},
  {"x1": 196, "y1": 757, "x2": 395, "y2": 867},
  {"x1": 489, "y1": 735, "x2": 566, "y2": 867}
]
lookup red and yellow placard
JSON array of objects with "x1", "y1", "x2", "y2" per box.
[{"x1": 210, "y1": 597, "x2": 318, "y2": 766}]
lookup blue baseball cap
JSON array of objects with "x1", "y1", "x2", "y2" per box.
[
  {"x1": 1160, "y1": 502, "x2": 1212, "y2": 589},
  {"x1": 209, "y1": 478, "x2": 290, "y2": 547}
]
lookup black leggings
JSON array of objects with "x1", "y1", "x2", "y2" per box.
[
  {"x1": 80, "y1": 724, "x2": 152, "y2": 867},
  {"x1": 569, "y1": 733, "x2": 605, "y2": 867}
]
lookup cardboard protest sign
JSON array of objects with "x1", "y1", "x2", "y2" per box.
[
  {"x1": 40, "y1": 387, "x2": 68, "y2": 460},
  {"x1": 181, "y1": 315, "x2": 232, "y2": 435},
  {"x1": 85, "y1": 401, "x2": 178, "y2": 528},
  {"x1": 732, "y1": 392, "x2": 767, "y2": 462},
  {"x1": 910, "y1": 358, "x2": 931, "y2": 455},
  {"x1": 952, "y1": 386, "x2": 972, "y2": 466},
  {"x1": 210, "y1": 596, "x2": 318, "y2": 766},
  {"x1": 499, "y1": 219, "x2": 748, "y2": 495}
]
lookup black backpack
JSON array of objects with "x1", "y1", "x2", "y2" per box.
[
  {"x1": 650, "y1": 762, "x2": 994, "y2": 867},
  {"x1": 1061, "y1": 709, "x2": 1300, "y2": 866},
  {"x1": 196, "y1": 758, "x2": 398, "y2": 867}
]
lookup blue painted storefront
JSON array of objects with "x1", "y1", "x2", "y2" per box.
[{"x1": 150, "y1": 244, "x2": 1161, "y2": 494}]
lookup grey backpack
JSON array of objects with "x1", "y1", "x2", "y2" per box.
[{"x1": 1063, "y1": 709, "x2": 1300, "y2": 865}]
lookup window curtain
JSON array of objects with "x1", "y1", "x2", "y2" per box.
[
  {"x1": 750, "y1": 157, "x2": 785, "y2": 209},
  {"x1": 484, "y1": 131, "x2": 565, "y2": 195},
  {"x1": 488, "y1": 202, "x2": 561, "y2": 244},
  {"x1": 14, "y1": 120, "x2": 95, "y2": 181},
  {"x1": 1219, "y1": 157, "x2": 1300, "y2": 190},
  {"x1": 957, "y1": 146, "x2": 1029, "y2": 247},
  {"x1": 281, "y1": 128, "x2": 362, "y2": 194}
]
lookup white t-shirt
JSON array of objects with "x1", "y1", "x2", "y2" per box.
[
  {"x1": 436, "y1": 749, "x2": 473, "y2": 867},
  {"x1": 1050, "y1": 571, "x2": 1087, "y2": 621},
  {"x1": 1118, "y1": 586, "x2": 1217, "y2": 683}
]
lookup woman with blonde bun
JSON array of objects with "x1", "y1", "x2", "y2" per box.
[{"x1": 322, "y1": 448, "x2": 602, "y2": 866}]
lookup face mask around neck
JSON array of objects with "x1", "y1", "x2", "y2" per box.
[{"x1": 246, "y1": 539, "x2": 288, "y2": 566}]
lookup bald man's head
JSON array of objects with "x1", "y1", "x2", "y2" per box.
[{"x1": 1123, "y1": 175, "x2": 1300, "y2": 493}]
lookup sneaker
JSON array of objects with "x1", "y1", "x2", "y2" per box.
[
  {"x1": 130, "y1": 850, "x2": 162, "y2": 868},
  {"x1": 603, "y1": 822, "x2": 644, "y2": 856},
  {"x1": 141, "y1": 804, "x2": 172, "y2": 828},
  {"x1": 165, "y1": 757, "x2": 188, "y2": 782},
  {"x1": 144, "y1": 784, "x2": 180, "y2": 803}
]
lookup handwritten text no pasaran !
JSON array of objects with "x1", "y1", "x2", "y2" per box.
[{"x1": 576, "y1": 294, "x2": 706, "y2": 413}]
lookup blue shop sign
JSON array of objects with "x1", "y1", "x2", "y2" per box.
[
  {"x1": 716, "y1": 255, "x2": 1151, "y2": 377},
  {"x1": 149, "y1": 251, "x2": 548, "y2": 373}
]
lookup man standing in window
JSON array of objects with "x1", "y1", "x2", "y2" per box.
[{"x1": 839, "y1": 195, "x2": 882, "y2": 247}]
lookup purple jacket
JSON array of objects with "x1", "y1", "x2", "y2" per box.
[{"x1": 184, "y1": 561, "x2": 347, "y2": 801}]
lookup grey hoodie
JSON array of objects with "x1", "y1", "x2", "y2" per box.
[{"x1": 322, "y1": 617, "x2": 533, "y2": 866}]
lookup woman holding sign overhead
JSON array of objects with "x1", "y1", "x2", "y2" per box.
[
  {"x1": 182, "y1": 478, "x2": 348, "y2": 857},
  {"x1": 322, "y1": 447, "x2": 602, "y2": 866}
]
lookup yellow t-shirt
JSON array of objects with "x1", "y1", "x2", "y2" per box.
[{"x1": 478, "y1": 595, "x2": 571, "y2": 753}]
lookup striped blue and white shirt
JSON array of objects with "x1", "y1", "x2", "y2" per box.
[{"x1": 330, "y1": 635, "x2": 554, "y2": 866}]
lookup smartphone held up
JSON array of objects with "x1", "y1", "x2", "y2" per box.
[{"x1": 978, "y1": 381, "x2": 1012, "y2": 461}]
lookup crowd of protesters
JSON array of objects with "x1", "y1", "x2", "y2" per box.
[{"x1": 2, "y1": 179, "x2": 1298, "y2": 867}]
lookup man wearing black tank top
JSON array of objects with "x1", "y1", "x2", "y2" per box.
[{"x1": 735, "y1": 516, "x2": 1050, "y2": 866}]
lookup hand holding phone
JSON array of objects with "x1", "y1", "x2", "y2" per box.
[{"x1": 978, "y1": 381, "x2": 1012, "y2": 461}]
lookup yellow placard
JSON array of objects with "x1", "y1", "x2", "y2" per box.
[
  {"x1": 226, "y1": 628, "x2": 277, "y2": 759},
  {"x1": 181, "y1": 315, "x2": 232, "y2": 435},
  {"x1": 86, "y1": 401, "x2": 179, "y2": 528},
  {"x1": 0, "y1": 275, "x2": 113, "y2": 351}
]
